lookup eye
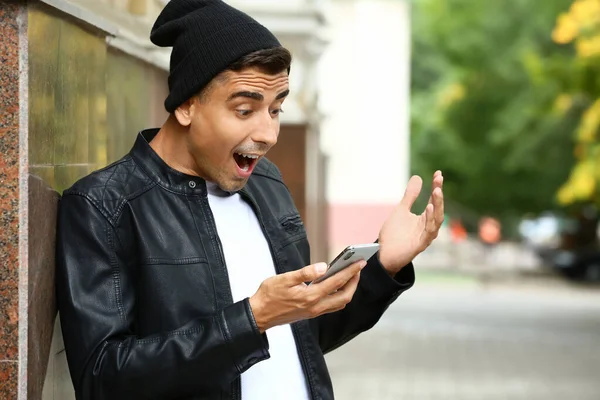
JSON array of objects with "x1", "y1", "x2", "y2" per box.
[
  {"x1": 236, "y1": 109, "x2": 253, "y2": 117},
  {"x1": 271, "y1": 108, "x2": 284, "y2": 117}
]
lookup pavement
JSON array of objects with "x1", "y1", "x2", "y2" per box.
[{"x1": 325, "y1": 271, "x2": 600, "y2": 400}]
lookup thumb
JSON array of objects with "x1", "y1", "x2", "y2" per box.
[
  {"x1": 399, "y1": 175, "x2": 424, "y2": 210},
  {"x1": 287, "y1": 262, "x2": 328, "y2": 285}
]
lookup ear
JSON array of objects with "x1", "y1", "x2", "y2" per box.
[{"x1": 173, "y1": 97, "x2": 197, "y2": 127}]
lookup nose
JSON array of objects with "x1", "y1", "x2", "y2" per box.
[{"x1": 251, "y1": 113, "x2": 279, "y2": 147}]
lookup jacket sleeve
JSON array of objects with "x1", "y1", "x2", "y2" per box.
[
  {"x1": 312, "y1": 253, "x2": 415, "y2": 354},
  {"x1": 55, "y1": 194, "x2": 269, "y2": 400}
]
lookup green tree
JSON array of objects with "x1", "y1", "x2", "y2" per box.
[{"x1": 411, "y1": 0, "x2": 578, "y2": 232}]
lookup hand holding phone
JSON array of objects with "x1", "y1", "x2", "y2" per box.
[
  {"x1": 248, "y1": 243, "x2": 379, "y2": 332},
  {"x1": 249, "y1": 258, "x2": 366, "y2": 332},
  {"x1": 311, "y1": 243, "x2": 380, "y2": 285}
]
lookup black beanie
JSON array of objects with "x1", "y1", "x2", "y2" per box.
[{"x1": 150, "y1": 0, "x2": 282, "y2": 113}]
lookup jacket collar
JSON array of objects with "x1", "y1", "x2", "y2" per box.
[{"x1": 130, "y1": 128, "x2": 209, "y2": 196}]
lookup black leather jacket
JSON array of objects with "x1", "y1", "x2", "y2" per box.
[{"x1": 55, "y1": 129, "x2": 415, "y2": 400}]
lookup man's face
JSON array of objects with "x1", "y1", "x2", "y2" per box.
[{"x1": 181, "y1": 67, "x2": 289, "y2": 192}]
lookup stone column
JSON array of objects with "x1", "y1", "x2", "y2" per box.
[
  {"x1": 0, "y1": 2, "x2": 26, "y2": 398},
  {"x1": 0, "y1": 2, "x2": 61, "y2": 399}
]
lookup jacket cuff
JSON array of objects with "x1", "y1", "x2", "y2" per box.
[
  {"x1": 218, "y1": 299, "x2": 270, "y2": 374},
  {"x1": 359, "y1": 253, "x2": 415, "y2": 302}
]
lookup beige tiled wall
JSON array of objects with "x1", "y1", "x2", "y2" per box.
[{"x1": 28, "y1": 3, "x2": 168, "y2": 193}]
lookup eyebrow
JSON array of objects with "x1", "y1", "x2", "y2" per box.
[
  {"x1": 227, "y1": 89, "x2": 290, "y2": 102},
  {"x1": 276, "y1": 89, "x2": 290, "y2": 100}
]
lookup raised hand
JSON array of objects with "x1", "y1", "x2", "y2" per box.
[{"x1": 378, "y1": 171, "x2": 445, "y2": 275}]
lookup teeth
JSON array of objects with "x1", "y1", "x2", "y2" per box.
[{"x1": 236, "y1": 153, "x2": 259, "y2": 159}]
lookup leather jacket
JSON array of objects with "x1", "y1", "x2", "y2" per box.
[{"x1": 55, "y1": 129, "x2": 415, "y2": 400}]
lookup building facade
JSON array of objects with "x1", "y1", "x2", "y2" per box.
[{"x1": 319, "y1": 0, "x2": 411, "y2": 260}]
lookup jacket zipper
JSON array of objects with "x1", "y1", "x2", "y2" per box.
[
  {"x1": 199, "y1": 196, "x2": 242, "y2": 400},
  {"x1": 240, "y1": 190, "x2": 318, "y2": 400}
]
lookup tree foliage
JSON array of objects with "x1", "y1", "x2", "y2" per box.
[
  {"x1": 552, "y1": 0, "x2": 600, "y2": 207},
  {"x1": 410, "y1": 0, "x2": 581, "y2": 229}
]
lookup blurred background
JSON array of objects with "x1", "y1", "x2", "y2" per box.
[
  {"x1": 1, "y1": 0, "x2": 599, "y2": 399},
  {"x1": 327, "y1": 1, "x2": 600, "y2": 399}
]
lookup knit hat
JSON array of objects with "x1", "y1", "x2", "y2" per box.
[{"x1": 150, "y1": 0, "x2": 283, "y2": 113}]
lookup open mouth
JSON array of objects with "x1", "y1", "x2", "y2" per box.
[{"x1": 233, "y1": 152, "x2": 259, "y2": 173}]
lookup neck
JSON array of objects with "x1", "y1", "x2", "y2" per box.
[{"x1": 150, "y1": 115, "x2": 203, "y2": 177}]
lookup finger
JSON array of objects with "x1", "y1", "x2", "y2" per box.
[
  {"x1": 399, "y1": 175, "x2": 423, "y2": 210},
  {"x1": 433, "y1": 187, "x2": 444, "y2": 226},
  {"x1": 285, "y1": 263, "x2": 328, "y2": 286},
  {"x1": 315, "y1": 272, "x2": 361, "y2": 314},
  {"x1": 424, "y1": 203, "x2": 436, "y2": 237},
  {"x1": 428, "y1": 172, "x2": 443, "y2": 205},
  {"x1": 312, "y1": 260, "x2": 366, "y2": 295},
  {"x1": 336, "y1": 270, "x2": 361, "y2": 296}
]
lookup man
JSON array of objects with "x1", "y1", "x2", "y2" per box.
[{"x1": 55, "y1": 0, "x2": 444, "y2": 399}]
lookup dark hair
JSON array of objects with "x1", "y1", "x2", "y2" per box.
[
  {"x1": 227, "y1": 46, "x2": 292, "y2": 75},
  {"x1": 198, "y1": 47, "x2": 292, "y2": 101}
]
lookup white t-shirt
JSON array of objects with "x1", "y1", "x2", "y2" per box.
[{"x1": 206, "y1": 183, "x2": 310, "y2": 400}]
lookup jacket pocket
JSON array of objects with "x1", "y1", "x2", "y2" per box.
[
  {"x1": 279, "y1": 213, "x2": 307, "y2": 248},
  {"x1": 136, "y1": 258, "x2": 216, "y2": 333}
]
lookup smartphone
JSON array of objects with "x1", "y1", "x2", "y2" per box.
[{"x1": 311, "y1": 243, "x2": 380, "y2": 284}]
